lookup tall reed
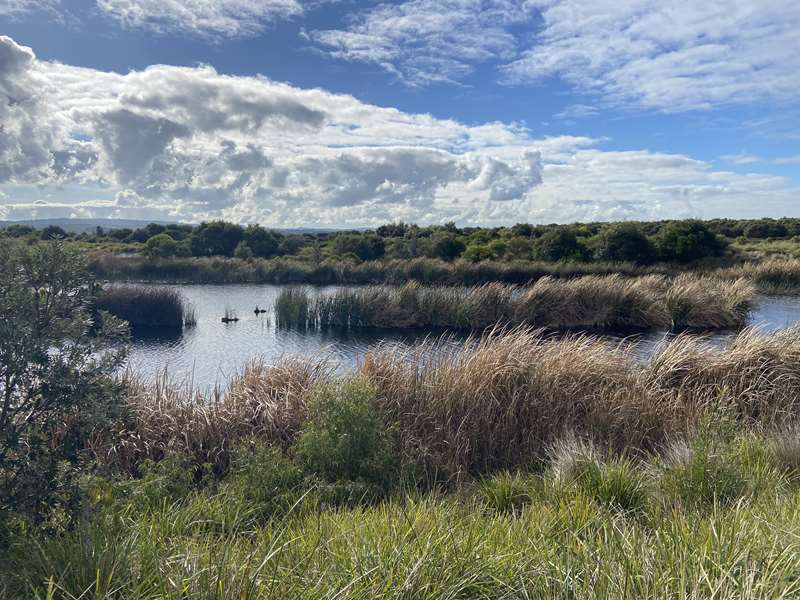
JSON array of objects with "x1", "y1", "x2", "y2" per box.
[
  {"x1": 95, "y1": 285, "x2": 190, "y2": 329},
  {"x1": 101, "y1": 326, "x2": 800, "y2": 480},
  {"x1": 275, "y1": 275, "x2": 754, "y2": 333}
]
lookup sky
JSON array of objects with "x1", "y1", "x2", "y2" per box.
[{"x1": 0, "y1": 0, "x2": 799, "y2": 227}]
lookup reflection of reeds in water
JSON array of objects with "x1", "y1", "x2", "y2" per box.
[
  {"x1": 183, "y1": 303, "x2": 197, "y2": 328},
  {"x1": 109, "y1": 325, "x2": 800, "y2": 479},
  {"x1": 274, "y1": 275, "x2": 754, "y2": 333}
]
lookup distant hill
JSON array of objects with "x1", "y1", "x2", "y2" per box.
[
  {"x1": 0, "y1": 218, "x2": 352, "y2": 235},
  {"x1": 0, "y1": 218, "x2": 177, "y2": 234}
]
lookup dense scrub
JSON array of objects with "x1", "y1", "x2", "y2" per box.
[{"x1": 275, "y1": 275, "x2": 753, "y2": 332}]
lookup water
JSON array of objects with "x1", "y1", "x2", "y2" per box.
[{"x1": 124, "y1": 285, "x2": 800, "y2": 391}]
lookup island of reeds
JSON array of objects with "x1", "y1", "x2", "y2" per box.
[
  {"x1": 6, "y1": 239, "x2": 800, "y2": 598},
  {"x1": 275, "y1": 275, "x2": 754, "y2": 332}
]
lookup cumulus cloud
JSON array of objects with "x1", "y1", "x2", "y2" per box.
[
  {"x1": 504, "y1": 0, "x2": 800, "y2": 112},
  {"x1": 308, "y1": 0, "x2": 530, "y2": 85},
  {"x1": 1, "y1": 34, "x2": 798, "y2": 226}
]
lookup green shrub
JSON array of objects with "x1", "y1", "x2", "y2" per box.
[
  {"x1": 657, "y1": 417, "x2": 757, "y2": 508},
  {"x1": 550, "y1": 437, "x2": 648, "y2": 512},
  {"x1": 220, "y1": 440, "x2": 306, "y2": 521},
  {"x1": 295, "y1": 377, "x2": 397, "y2": 497},
  {"x1": 593, "y1": 223, "x2": 657, "y2": 264},
  {"x1": 130, "y1": 450, "x2": 201, "y2": 507},
  {"x1": 657, "y1": 220, "x2": 727, "y2": 263},
  {"x1": 476, "y1": 472, "x2": 535, "y2": 513}
]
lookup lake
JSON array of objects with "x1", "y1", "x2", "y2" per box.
[{"x1": 124, "y1": 284, "x2": 800, "y2": 390}]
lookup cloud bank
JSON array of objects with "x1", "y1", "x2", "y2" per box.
[{"x1": 0, "y1": 35, "x2": 797, "y2": 226}]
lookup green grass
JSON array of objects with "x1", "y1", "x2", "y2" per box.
[{"x1": 6, "y1": 428, "x2": 800, "y2": 599}]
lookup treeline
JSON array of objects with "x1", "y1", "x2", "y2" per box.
[{"x1": 5, "y1": 217, "x2": 800, "y2": 266}]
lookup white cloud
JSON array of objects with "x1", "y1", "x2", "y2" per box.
[
  {"x1": 721, "y1": 153, "x2": 800, "y2": 167},
  {"x1": 307, "y1": 0, "x2": 530, "y2": 85},
  {"x1": 720, "y1": 153, "x2": 763, "y2": 165},
  {"x1": 1, "y1": 34, "x2": 798, "y2": 226},
  {"x1": 504, "y1": 0, "x2": 800, "y2": 112},
  {"x1": 0, "y1": 0, "x2": 56, "y2": 16},
  {"x1": 96, "y1": 0, "x2": 306, "y2": 38}
]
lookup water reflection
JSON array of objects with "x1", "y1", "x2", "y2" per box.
[{"x1": 124, "y1": 284, "x2": 800, "y2": 391}]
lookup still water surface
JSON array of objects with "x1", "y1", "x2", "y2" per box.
[{"x1": 125, "y1": 285, "x2": 800, "y2": 390}]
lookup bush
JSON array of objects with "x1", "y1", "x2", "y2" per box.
[
  {"x1": 657, "y1": 220, "x2": 727, "y2": 263},
  {"x1": 657, "y1": 417, "x2": 755, "y2": 508},
  {"x1": 593, "y1": 223, "x2": 657, "y2": 264},
  {"x1": 550, "y1": 437, "x2": 647, "y2": 512},
  {"x1": 0, "y1": 241, "x2": 129, "y2": 535},
  {"x1": 296, "y1": 377, "x2": 397, "y2": 496},
  {"x1": 533, "y1": 229, "x2": 589, "y2": 262},
  {"x1": 477, "y1": 472, "x2": 534, "y2": 513},
  {"x1": 219, "y1": 440, "x2": 306, "y2": 522}
]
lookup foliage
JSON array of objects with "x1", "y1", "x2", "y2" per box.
[
  {"x1": 533, "y1": 229, "x2": 589, "y2": 261},
  {"x1": 657, "y1": 220, "x2": 727, "y2": 263},
  {"x1": 189, "y1": 220, "x2": 244, "y2": 257},
  {"x1": 592, "y1": 222, "x2": 657, "y2": 263},
  {"x1": 0, "y1": 241, "x2": 129, "y2": 534},
  {"x1": 296, "y1": 378, "x2": 396, "y2": 495}
]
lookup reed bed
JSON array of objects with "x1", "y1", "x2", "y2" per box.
[
  {"x1": 717, "y1": 257, "x2": 800, "y2": 293},
  {"x1": 106, "y1": 359, "x2": 329, "y2": 475},
  {"x1": 103, "y1": 325, "x2": 800, "y2": 480},
  {"x1": 95, "y1": 285, "x2": 191, "y2": 329},
  {"x1": 275, "y1": 275, "x2": 754, "y2": 333}
]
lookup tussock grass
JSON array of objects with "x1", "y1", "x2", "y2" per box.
[
  {"x1": 107, "y1": 359, "x2": 329, "y2": 475},
  {"x1": 719, "y1": 257, "x2": 800, "y2": 293},
  {"x1": 95, "y1": 285, "x2": 191, "y2": 329},
  {"x1": 276, "y1": 275, "x2": 754, "y2": 333},
  {"x1": 100, "y1": 325, "x2": 800, "y2": 482}
]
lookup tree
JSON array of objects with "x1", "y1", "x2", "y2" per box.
[
  {"x1": 533, "y1": 229, "x2": 589, "y2": 262},
  {"x1": 190, "y1": 221, "x2": 244, "y2": 257},
  {"x1": 428, "y1": 232, "x2": 465, "y2": 261},
  {"x1": 0, "y1": 241, "x2": 129, "y2": 530},
  {"x1": 330, "y1": 233, "x2": 385, "y2": 261},
  {"x1": 657, "y1": 220, "x2": 727, "y2": 263},
  {"x1": 243, "y1": 225, "x2": 282, "y2": 258},
  {"x1": 144, "y1": 233, "x2": 179, "y2": 258},
  {"x1": 592, "y1": 223, "x2": 657, "y2": 264},
  {"x1": 233, "y1": 241, "x2": 254, "y2": 259},
  {"x1": 39, "y1": 225, "x2": 67, "y2": 240}
]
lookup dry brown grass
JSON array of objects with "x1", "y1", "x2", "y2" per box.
[
  {"x1": 718, "y1": 258, "x2": 800, "y2": 293},
  {"x1": 276, "y1": 274, "x2": 754, "y2": 333},
  {"x1": 101, "y1": 325, "x2": 800, "y2": 480},
  {"x1": 104, "y1": 359, "x2": 328, "y2": 474}
]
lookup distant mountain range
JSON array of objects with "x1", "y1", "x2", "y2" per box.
[{"x1": 0, "y1": 218, "x2": 347, "y2": 235}]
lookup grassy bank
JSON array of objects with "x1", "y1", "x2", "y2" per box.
[
  {"x1": 88, "y1": 253, "x2": 669, "y2": 285},
  {"x1": 88, "y1": 252, "x2": 800, "y2": 294},
  {"x1": 275, "y1": 275, "x2": 753, "y2": 332},
  {"x1": 7, "y1": 327, "x2": 800, "y2": 598},
  {"x1": 95, "y1": 286, "x2": 195, "y2": 330},
  {"x1": 7, "y1": 438, "x2": 800, "y2": 599}
]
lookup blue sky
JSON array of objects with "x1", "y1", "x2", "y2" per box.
[{"x1": 1, "y1": 0, "x2": 798, "y2": 226}]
